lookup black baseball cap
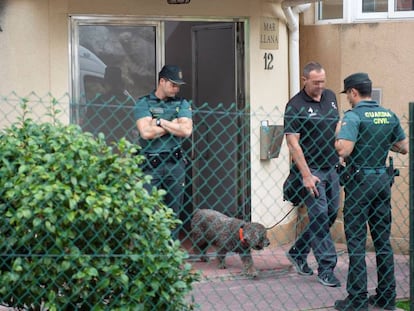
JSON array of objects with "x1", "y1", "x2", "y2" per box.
[
  {"x1": 159, "y1": 65, "x2": 186, "y2": 85},
  {"x1": 341, "y1": 72, "x2": 372, "y2": 93}
]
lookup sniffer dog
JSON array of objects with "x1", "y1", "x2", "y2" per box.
[{"x1": 191, "y1": 209, "x2": 270, "y2": 277}]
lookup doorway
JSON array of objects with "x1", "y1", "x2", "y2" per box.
[
  {"x1": 70, "y1": 17, "x2": 250, "y2": 232},
  {"x1": 163, "y1": 20, "x2": 249, "y2": 232}
]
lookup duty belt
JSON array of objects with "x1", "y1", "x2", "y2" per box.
[
  {"x1": 142, "y1": 149, "x2": 183, "y2": 169},
  {"x1": 145, "y1": 148, "x2": 183, "y2": 160},
  {"x1": 358, "y1": 167, "x2": 387, "y2": 175}
]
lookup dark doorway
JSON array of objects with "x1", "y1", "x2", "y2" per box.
[{"x1": 164, "y1": 21, "x2": 250, "y2": 235}]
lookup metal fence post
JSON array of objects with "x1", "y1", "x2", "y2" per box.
[{"x1": 410, "y1": 102, "x2": 414, "y2": 311}]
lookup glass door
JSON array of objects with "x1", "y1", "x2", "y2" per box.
[{"x1": 70, "y1": 16, "x2": 162, "y2": 144}]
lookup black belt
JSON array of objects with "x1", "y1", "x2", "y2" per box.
[
  {"x1": 145, "y1": 148, "x2": 183, "y2": 160},
  {"x1": 142, "y1": 148, "x2": 183, "y2": 168},
  {"x1": 357, "y1": 167, "x2": 387, "y2": 175}
]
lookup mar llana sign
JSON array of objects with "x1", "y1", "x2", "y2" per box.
[{"x1": 260, "y1": 17, "x2": 279, "y2": 50}]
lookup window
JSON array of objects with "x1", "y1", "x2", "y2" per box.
[
  {"x1": 317, "y1": 0, "x2": 343, "y2": 20},
  {"x1": 316, "y1": 0, "x2": 414, "y2": 23},
  {"x1": 395, "y1": 0, "x2": 414, "y2": 11},
  {"x1": 362, "y1": 0, "x2": 388, "y2": 12},
  {"x1": 372, "y1": 88, "x2": 382, "y2": 106},
  {"x1": 391, "y1": 0, "x2": 414, "y2": 17},
  {"x1": 70, "y1": 17, "x2": 160, "y2": 143},
  {"x1": 358, "y1": 0, "x2": 414, "y2": 19}
]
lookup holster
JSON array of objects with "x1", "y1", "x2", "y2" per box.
[{"x1": 387, "y1": 156, "x2": 400, "y2": 186}]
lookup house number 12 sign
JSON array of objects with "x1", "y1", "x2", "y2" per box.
[{"x1": 264, "y1": 53, "x2": 274, "y2": 70}]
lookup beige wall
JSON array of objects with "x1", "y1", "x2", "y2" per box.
[
  {"x1": 300, "y1": 22, "x2": 414, "y2": 117},
  {"x1": 300, "y1": 21, "x2": 414, "y2": 253},
  {"x1": 0, "y1": 0, "x2": 51, "y2": 94}
]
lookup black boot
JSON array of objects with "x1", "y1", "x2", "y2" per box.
[
  {"x1": 368, "y1": 294, "x2": 396, "y2": 310},
  {"x1": 334, "y1": 297, "x2": 368, "y2": 311}
]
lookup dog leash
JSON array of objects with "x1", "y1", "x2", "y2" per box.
[{"x1": 265, "y1": 205, "x2": 297, "y2": 230}]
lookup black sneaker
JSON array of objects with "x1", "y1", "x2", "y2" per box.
[
  {"x1": 286, "y1": 251, "x2": 313, "y2": 276},
  {"x1": 368, "y1": 294, "x2": 396, "y2": 310},
  {"x1": 317, "y1": 271, "x2": 341, "y2": 287},
  {"x1": 334, "y1": 297, "x2": 368, "y2": 311}
]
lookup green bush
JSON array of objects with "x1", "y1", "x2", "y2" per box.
[
  {"x1": 396, "y1": 300, "x2": 410, "y2": 310},
  {"x1": 0, "y1": 101, "x2": 199, "y2": 310}
]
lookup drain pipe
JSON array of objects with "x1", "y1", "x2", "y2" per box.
[{"x1": 282, "y1": 0, "x2": 318, "y2": 97}]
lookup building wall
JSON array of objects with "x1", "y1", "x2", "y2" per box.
[
  {"x1": 0, "y1": 0, "x2": 51, "y2": 94},
  {"x1": 300, "y1": 21, "x2": 414, "y2": 117},
  {"x1": 300, "y1": 21, "x2": 414, "y2": 253}
]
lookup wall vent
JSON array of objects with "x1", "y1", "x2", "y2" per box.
[{"x1": 372, "y1": 88, "x2": 382, "y2": 105}]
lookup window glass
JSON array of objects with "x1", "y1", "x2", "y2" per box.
[
  {"x1": 362, "y1": 0, "x2": 388, "y2": 12},
  {"x1": 317, "y1": 0, "x2": 343, "y2": 20},
  {"x1": 71, "y1": 19, "x2": 160, "y2": 143},
  {"x1": 78, "y1": 25, "x2": 157, "y2": 100}
]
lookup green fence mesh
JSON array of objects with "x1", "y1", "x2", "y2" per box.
[{"x1": 0, "y1": 93, "x2": 410, "y2": 310}]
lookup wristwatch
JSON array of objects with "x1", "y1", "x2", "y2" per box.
[{"x1": 156, "y1": 118, "x2": 161, "y2": 127}]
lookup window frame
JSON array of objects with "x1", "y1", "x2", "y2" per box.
[
  {"x1": 357, "y1": 0, "x2": 414, "y2": 20},
  {"x1": 356, "y1": 0, "x2": 388, "y2": 20},
  {"x1": 315, "y1": 0, "x2": 414, "y2": 24},
  {"x1": 315, "y1": 0, "x2": 348, "y2": 24},
  {"x1": 69, "y1": 16, "x2": 163, "y2": 125},
  {"x1": 389, "y1": 0, "x2": 414, "y2": 18}
]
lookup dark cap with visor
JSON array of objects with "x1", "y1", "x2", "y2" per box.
[
  {"x1": 341, "y1": 72, "x2": 371, "y2": 93},
  {"x1": 159, "y1": 65, "x2": 186, "y2": 85}
]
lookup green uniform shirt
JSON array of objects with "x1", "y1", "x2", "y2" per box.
[
  {"x1": 134, "y1": 91, "x2": 192, "y2": 153},
  {"x1": 337, "y1": 100, "x2": 406, "y2": 168}
]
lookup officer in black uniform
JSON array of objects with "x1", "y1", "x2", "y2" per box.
[
  {"x1": 134, "y1": 65, "x2": 193, "y2": 240},
  {"x1": 284, "y1": 61, "x2": 341, "y2": 288},
  {"x1": 334, "y1": 73, "x2": 408, "y2": 311}
]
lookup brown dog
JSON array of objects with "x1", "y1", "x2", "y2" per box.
[{"x1": 191, "y1": 209, "x2": 270, "y2": 277}]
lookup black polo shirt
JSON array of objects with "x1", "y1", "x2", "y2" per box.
[{"x1": 284, "y1": 88, "x2": 339, "y2": 169}]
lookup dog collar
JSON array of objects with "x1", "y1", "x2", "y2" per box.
[{"x1": 239, "y1": 224, "x2": 247, "y2": 245}]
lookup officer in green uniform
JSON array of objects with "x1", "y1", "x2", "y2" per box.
[
  {"x1": 134, "y1": 65, "x2": 193, "y2": 240},
  {"x1": 334, "y1": 73, "x2": 408, "y2": 311}
]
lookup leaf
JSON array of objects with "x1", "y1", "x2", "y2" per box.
[
  {"x1": 66, "y1": 211, "x2": 77, "y2": 222},
  {"x1": 17, "y1": 208, "x2": 32, "y2": 219},
  {"x1": 86, "y1": 267, "x2": 99, "y2": 277},
  {"x1": 45, "y1": 220, "x2": 56, "y2": 233}
]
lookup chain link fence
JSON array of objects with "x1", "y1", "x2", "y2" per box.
[{"x1": 0, "y1": 93, "x2": 410, "y2": 310}]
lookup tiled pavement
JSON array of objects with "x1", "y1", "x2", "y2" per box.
[{"x1": 187, "y1": 242, "x2": 408, "y2": 311}]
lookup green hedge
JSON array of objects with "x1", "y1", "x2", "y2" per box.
[{"x1": 0, "y1": 101, "x2": 199, "y2": 310}]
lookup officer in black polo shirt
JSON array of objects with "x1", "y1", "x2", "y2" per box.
[
  {"x1": 284, "y1": 61, "x2": 341, "y2": 287},
  {"x1": 334, "y1": 73, "x2": 408, "y2": 311},
  {"x1": 134, "y1": 65, "x2": 193, "y2": 240}
]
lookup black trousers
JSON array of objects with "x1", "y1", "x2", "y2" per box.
[
  {"x1": 343, "y1": 172, "x2": 396, "y2": 303},
  {"x1": 142, "y1": 157, "x2": 186, "y2": 240}
]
